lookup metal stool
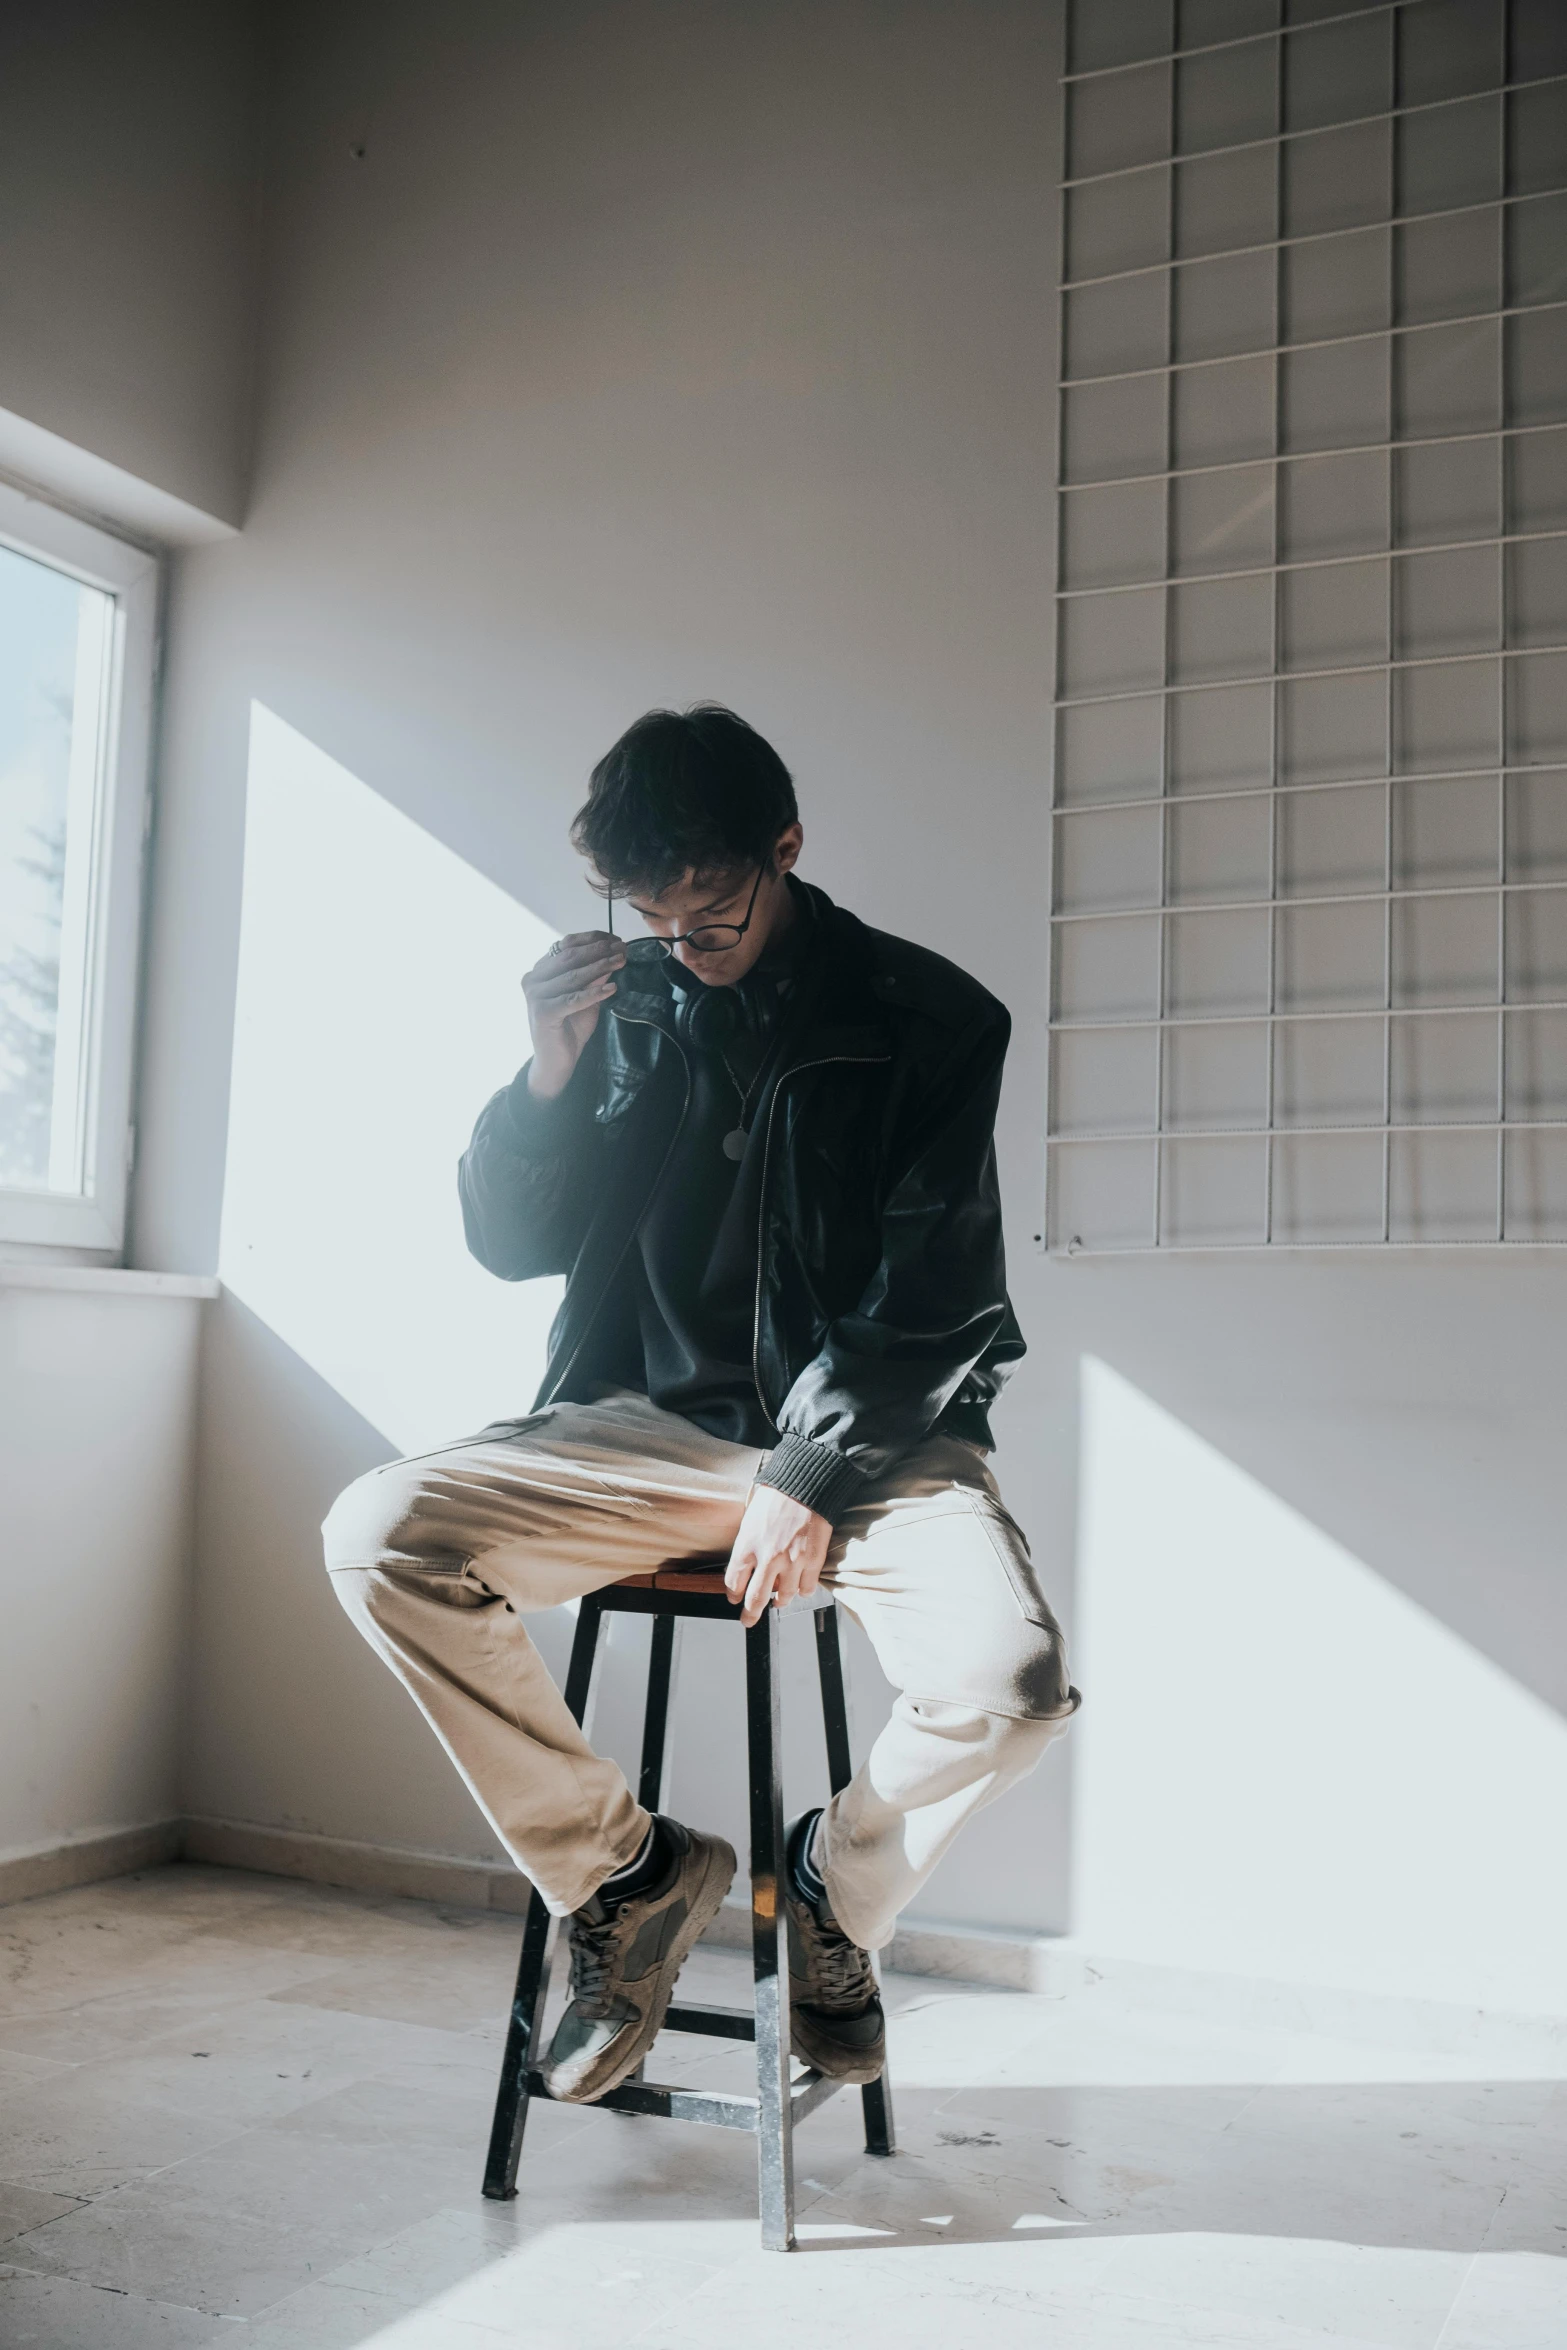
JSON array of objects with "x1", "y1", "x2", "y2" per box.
[{"x1": 482, "y1": 1563, "x2": 895, "y2": 2251}]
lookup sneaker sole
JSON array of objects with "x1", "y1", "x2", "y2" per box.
[{"x1": 549, "y1": 1834, "x2": 738, "y2": 2105}]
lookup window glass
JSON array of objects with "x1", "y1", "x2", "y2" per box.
[{"x1": 0, "y1": 541, "x2": 114, "y2": 1194}]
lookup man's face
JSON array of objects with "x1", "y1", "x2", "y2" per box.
[{"x1": 625, "y1": 823, "x2": 803, "y2": 986}]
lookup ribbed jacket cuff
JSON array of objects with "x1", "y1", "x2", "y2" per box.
[{"x1": 756, "y1": 1435, "x2": 869, "y2": 1527}]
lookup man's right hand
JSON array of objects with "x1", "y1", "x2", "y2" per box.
[{"x1": 524, "y1": 931, "x2": 625, "y2": 1099}]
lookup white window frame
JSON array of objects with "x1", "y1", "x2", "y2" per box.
[{"x1": 0, "y1": 479, "x2": 158, "y2": 1255}]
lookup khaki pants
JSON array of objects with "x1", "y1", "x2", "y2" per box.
[{"x1": 322, "y1": 1391, "x2": 1079, "y2": 1952}]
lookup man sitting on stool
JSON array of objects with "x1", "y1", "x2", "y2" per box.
[{"x1": 323, "y1": 704, "x2": 1080, "y2": 2104}]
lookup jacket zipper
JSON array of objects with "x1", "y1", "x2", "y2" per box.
[
  {"x1": 751, "y1": 1050, "x2": 891, "y2": 1427},
  {"x1": 537, "y1": 1009, "x2": 691, "y2": 1409}
]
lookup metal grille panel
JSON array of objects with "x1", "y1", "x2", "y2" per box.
[{"x1": 1048, "y1": 0, "x2": 1567, "y2": 1248}]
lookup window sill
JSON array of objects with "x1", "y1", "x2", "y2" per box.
[{"x1": 0, "y1": 1264, "x2": 219, "y2": 1300}]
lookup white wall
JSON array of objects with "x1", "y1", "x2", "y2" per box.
[
  {"x1": 0, "y1": 0, "x2": 264, "y2": 528},
  {"x1": 130, "y1": 0, "x2": 1567, "y2": 1996},
  {"x1": 0, "y1": 1276, "x2": 206, "y2": 1869}
]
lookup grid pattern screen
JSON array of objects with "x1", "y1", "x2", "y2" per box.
[{"x1": 1048, "y1": 0, "x2": 1567, "y2": 1249}]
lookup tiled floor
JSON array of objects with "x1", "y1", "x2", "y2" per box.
[{"x1": 0, "y1": 1866, "x2": 1564, "y2": 2348}]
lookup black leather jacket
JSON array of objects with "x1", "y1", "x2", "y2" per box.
[{"x1": 459, "y1": 882, "x2": 1024, "y2": 1502}]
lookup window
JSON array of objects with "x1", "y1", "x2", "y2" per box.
[
  {"x1": 1049, "y1": 0, "x2": 1567, "y2": 1250},
  {"x1": 0, "y1": 481, "x2": 157, "y2": 1251}
]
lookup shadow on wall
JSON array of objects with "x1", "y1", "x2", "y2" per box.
[{"x1": 1072, "y1": 1358, "x2": 1567, "y2": 2019}]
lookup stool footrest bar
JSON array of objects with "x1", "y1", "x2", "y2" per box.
[
  {"x1": 527, "y1": 2070, "x2": 759, "y2": 2129},
  {"x1": 664, "y1": 2001, "x2": 756, "y2": 2041},
  {"x1": 522, "y1": 2066, "x2": 844, "y2": 2132}
]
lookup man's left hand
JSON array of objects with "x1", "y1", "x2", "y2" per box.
[{"x1": 725, "y1": 1486, "x2": 832, "y2": 1628}]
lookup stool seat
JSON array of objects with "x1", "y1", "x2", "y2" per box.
[
  {"x1": 617, "y1": 1559, "x2": 836, "y2": 1602},
  {"x1": 480, "y1": 1564, "x2": 895, "y2": 2251},
  {"x1": 617, "y1": 1560, "x2": 730, "y2": 1591}
]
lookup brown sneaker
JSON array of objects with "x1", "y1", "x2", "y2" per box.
[
  {"x1": 540, "y1": 1817, "x2": 736, "y2": 2104},
  {"x1": 784, "y1": 1814, "x2": 887, "y2": 2085}
]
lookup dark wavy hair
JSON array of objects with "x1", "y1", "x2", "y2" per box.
[{"x1": 570, "y1": 704, "x2": 798, "y2": 897}]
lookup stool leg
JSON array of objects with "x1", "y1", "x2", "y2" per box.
[
  {"x1": 482, "y1": 1596, "x2": 604, "y2": 2200},
  {"x1": 746, "y1": 1606, "x2": 795, "y2": 2251},
  {"x1": 624, "y1": 1611, "x2": 680, "y2": 2085},
  {"x1": 638, "y1": 1613, "x2": 678, "y2": 1812},
  {"x1": 814, "y1": 1605, "x2": 896, "y2": 2159}
]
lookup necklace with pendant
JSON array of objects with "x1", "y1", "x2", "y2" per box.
[
  {"x1": 719, "y1": 1059, "x2": 761, "y2": 1159},
  {"x1": 718, "y1": 1020, "x2": 787, "y2": 1160}
]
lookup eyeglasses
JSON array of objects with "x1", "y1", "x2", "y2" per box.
[{"x1": 611, "y1": 864, "x2": 767, "y2": 962}]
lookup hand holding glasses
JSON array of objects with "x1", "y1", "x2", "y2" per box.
[{"x1": 524, "y1": 866, "x2": 767, "y2": 1099}]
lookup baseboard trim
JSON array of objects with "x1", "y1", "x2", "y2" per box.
[
  {"x1": 178, "y1": 1820, "x2": 1070, "y2": 1986},
  {"x1": 179, "y1": 1816, "x2": 535, "y2": 1915},
  {"x1": 0, "y1": 1815, "x2": 1070, "y2": 1991},
  {"x1": 0, "y1": 1820, "x2": 183, "y2": 1906}
]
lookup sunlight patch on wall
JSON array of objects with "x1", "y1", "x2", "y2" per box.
[
  {"x1": 219, "y1": 703, "x2": 563, "y2": 1453},
  {"x1": 1073, "y1": 1357, "x2": 1567, "y2": 2017}
]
